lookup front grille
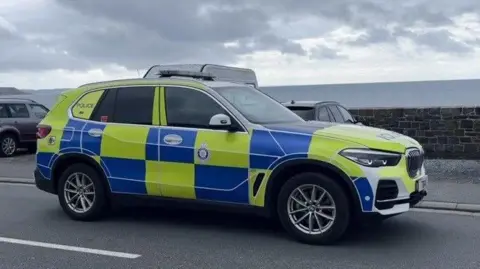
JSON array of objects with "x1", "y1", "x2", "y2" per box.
[
  {"x1": 375, "y1": 180, "x2": 399, "y2": 210},
  {"x1": 375, "y1": 180, "x2": 399, "y2": 201},
  {"x1": 406, "y1": 148, "x2": 424, "y2": 178}
]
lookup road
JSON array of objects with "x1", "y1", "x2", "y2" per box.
[{"x1": 0, "y1": 183, "x2": 479, "y2": 269}]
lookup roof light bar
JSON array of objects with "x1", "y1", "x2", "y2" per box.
[{"x1": 156, "y1": 70, "x2": 216, "y2": 81}]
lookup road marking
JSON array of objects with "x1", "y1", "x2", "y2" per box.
[
  {"x1": 411, "y1": 208, "x2": 480, "y2": 217},
  {"x1": 0, "y1": 182, "x2": 34, "y2": 187},
  {"x1": 0, "y1": 236, "x2": 141, "y2": 259},
  {"x1": 0, "y1": 177, "x2": 34, "y2": 183}
]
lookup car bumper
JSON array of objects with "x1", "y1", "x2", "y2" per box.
[
  {"x1": 34, "y1": 168, "x2": 56, "y2": 194},
  {"x1": 372, "y1": 173, "x2": 428, "y2": 216}
]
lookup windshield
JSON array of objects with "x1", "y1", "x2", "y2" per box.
[{"x1": 213, "y1": 86, "x2": 305, "y2": 124}]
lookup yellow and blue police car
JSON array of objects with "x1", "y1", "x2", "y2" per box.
[{"x1": 34, "y1": 70, "x2": 428, "y2": 245}]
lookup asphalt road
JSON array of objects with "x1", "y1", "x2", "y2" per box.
[{"x1": 0, "y1": 183, "x2": 479, "y2": 269}]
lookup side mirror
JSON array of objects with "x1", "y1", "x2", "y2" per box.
[{"x1": 209, "y1": 114, "x2": 234, "y2": 131}]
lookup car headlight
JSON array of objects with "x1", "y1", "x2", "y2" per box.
[{"x1": 339, "y1": 148, "x2": 401, "y2": 167}]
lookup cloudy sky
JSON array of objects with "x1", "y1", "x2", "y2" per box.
[{"x1": 0, "y1": 0, "x2": 480, "y2": 89}]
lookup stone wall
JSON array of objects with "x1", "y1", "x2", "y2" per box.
[{"x1": 349, "y1": 106, "x2": 480, "y2": 159}]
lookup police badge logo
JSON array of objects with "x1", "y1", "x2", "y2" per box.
[{"x1": 197, "y1": 143, "x2": 210, "y2": 163}]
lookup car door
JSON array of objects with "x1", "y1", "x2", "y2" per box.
[
  {"x1": 7, "y1": 103, "x2": 37, "y2": 142},
  {"x1": 316, "y1": 106, "x2": 333, "y2": 122},
  {"x1": 82, "y1": 86, "x2": 160, "y2": 196},
  {"x1": 326, "y1": 105, "x2": 346, "y2": 123},
  {"x1": 336, "y1": 105, "x2": 357, "y2": 124},
  {"x1": 158, "y1": 85, "x2": 251, "y2": 204}
]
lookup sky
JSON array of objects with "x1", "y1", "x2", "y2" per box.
[{"x1": 0, "y1": 0, "x2": 480, "y2": 90}]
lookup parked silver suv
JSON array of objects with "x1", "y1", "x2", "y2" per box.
[{"x1": 0, "y1": 98, "x2": 49, "y2": 157}]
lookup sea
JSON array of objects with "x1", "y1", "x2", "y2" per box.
[{"x1": 3, "y1": 78, "x2": 480, "y2": 109}]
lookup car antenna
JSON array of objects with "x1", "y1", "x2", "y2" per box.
[{"x1": 290, "y1": 100, "x2": 295, "y2": 104}]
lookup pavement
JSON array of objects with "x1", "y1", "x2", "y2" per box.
[{"x1": 0, "y1": 183, "x2": 479, "y2": 269}]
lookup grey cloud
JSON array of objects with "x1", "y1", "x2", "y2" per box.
[
  {"x1": 230, "y1": 34, "x2": 306, "y2": 56},
  {"x1": 405, "y1": 29, "x2": 473, "y2": 54},
  {"x1": 310, "y1": 45, "x2": 346, "y2": 60},
  {"x1": 349, "y1": 27, "x2": 475, "y2": 55},
  {"x1": 1, "y1": 0, "x2": 480, "y2": 73}
]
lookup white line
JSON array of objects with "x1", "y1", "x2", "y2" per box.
[
  {"x1": 0, "y1": 182, "x2": 34, "y2": 187},
  {"x1": 0, "y1": 177, "x2": 33, "y2": 181},
  {"x1": 0, "y1": 236, "x2": 141, "y2": 259},
  {"x1": 411, "y1": 208, "x2": 480, "y2": 217}
]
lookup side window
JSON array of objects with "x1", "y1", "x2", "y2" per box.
[
  {"x1": 0, "y1": 104, "x2": 9, "y2": 118},
  {"x1": 112, "y1": 86, "x2": 155, "y2": 125},
  {"x1": 72, "y1": 90, "x2": 105, "y2": 119},
  {"x1": 165, "y1": 86, "x2": 228, "y2": 129},
  {"x1": 90, "y1": 89, "x2": 116, "y2": 122},
  {"x1": 317, "y1": 107, "x2": 331, "y2": 121},
  {"x1": 328, "y1": 105, "x2": 344, "y2": 122},
  {"x1": 8, "y1": 104, "x2": 30, "y2": 118},
  {"x1": 337, "y1": 106, "x2": 354, "y2": 122},
  {"x1": 29, "y1": 104, "x2": 49, "y2": 118}
]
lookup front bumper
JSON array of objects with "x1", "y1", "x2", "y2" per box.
[
  {"x1": 375, "y1": 190, "x2": 427, "y2": 210},
  {"x1": 371, "y1": 173, "x2": 428, "y2": 215},
  {"x1": 34, "y1": 168, "x2": 56, "y2": 194}
]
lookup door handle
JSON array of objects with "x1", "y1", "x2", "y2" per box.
[{"x1": 87, "y1": 128, "x2": 103, "y2": 137}]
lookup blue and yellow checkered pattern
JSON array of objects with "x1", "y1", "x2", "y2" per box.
[{"x1": 36, "y1": 119, "x2": 318, "y2": 207}]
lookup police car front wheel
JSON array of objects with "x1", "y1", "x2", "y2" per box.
[
  {"x1": 57, "y1": 163, "x2": 109, "y2": 221},
  {"x1": 277, "y1": 172, "x2": 351, "y2": 245}
]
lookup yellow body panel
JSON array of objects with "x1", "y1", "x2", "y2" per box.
[
  {"x1": 101, "y1": 124, "x2": 149, "y2": 160},
  {"x1": 158, "y1": 162, "x2": 196, "y2": 199},
  {"x1": 194, "y1": 130, "x2": 250, "y2": 168}
]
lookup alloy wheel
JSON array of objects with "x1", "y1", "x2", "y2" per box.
[
  {"x1": 63, "y1": 172, "x2": 96, "y2": 214},
  {"x1": 287, "y1": 184, "x2": 337, "y2": 235}
]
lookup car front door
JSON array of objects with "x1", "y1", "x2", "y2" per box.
[{"x1": 158, "y1": 85, "x2": 251, "y2": 204}]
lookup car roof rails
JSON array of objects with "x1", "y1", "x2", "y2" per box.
[
  {"x1": 156, "y1": 70, "x2": 216, "y2": 81},
  {"x1": 0, "y1": 97, "x2": 39, "y2": 104},
  {"x1": 144, "y1": 64, "x2": 259, "y2": 88}
]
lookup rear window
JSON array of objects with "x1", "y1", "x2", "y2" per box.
[{"x1": 286, "y1": 106, "x2": 316, "y2": 121}]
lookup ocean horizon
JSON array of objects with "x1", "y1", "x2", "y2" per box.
[{"x1": 2, "y1": 78, "x2": 480, "y2": 109}]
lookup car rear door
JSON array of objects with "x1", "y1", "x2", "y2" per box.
[
  {"x1": 326, "y1": 105, "x2": 346, "y2": 123},
  {"x1": 316, "y1": 106, "x2": 333, "y2": 122},
  {"x1": 80, "y1": 86, "x2": 161, "y2": 196},
  {"x1": 6, "y1": 103, "x2": 37, "y2": 142}
]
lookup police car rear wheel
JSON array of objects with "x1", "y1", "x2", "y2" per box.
[
  {"x1": 58, "y1": 163, "x2": 109, "y2": 221},
  {"x1": 277, "y1": 172, "x2": 350, "y2": 245}
]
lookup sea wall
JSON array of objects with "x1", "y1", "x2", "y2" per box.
[{"x1": 349, "y1": 106, "x2": 480, "y2": 159}]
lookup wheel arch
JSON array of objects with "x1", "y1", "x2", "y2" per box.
[
  {"x1": 264, "y1": 158, "x2": 362, "y2": 218},
  {"x1": 0, "y1": 127, "x2": 20, "y2": 141},
  {"x1": 51, "y1": 153, "x2": 110, "y2": 195}
]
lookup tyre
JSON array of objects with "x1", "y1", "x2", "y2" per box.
[
  {"x1": 0, "y1": 133, "x2": 18, "y2": 157},
  {"x1": 57, "y1": 163, "x2": 110, "y2": 221},
  {"x1": 277, "y1": 172, "x2": 351, "y2": 245}
]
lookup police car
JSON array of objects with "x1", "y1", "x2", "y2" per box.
[{"x1": 34, "y1": 70, "x2": 427, "y2": 245}]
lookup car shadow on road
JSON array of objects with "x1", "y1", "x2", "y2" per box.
[{"x1": 101, "y1": 205, "x2": 433, "y2": 247}]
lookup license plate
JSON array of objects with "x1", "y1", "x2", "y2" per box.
[{"x1": 416, "y1": 175, "x2": 428, "y2": 191}]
